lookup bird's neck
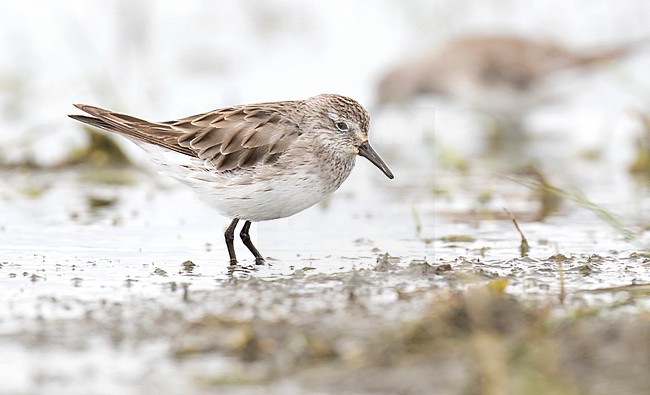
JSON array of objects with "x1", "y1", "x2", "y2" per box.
[{"x1": 312, "y1": 140, "x2": 356, "y2": 193}]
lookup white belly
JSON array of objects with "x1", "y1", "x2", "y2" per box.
[
  {"x1": 139, "y1": 142, "x2": 353, "y2": 222},
  {"x1": 189, "y1": 171, "x2": 332, "y2": 221}
]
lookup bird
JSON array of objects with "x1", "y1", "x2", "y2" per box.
[
  {"x1": 69, "y1": 94, "x2": 394, "y2": 265},
  {"x1": 377, "y1": 34, "x2": 643, "y2": 134}
]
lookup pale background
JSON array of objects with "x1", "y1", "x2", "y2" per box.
[{"x1": 2, "y1": 0, "x2": 649, "y2": 163}]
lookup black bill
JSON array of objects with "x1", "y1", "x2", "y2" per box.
[{"x1": 357, "y1": 141, "x2": 394, "y2": 179}]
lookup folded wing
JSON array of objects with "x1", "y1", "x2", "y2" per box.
[{"x1": 70, "y1": 103, "x2": 303, "y2": 172}]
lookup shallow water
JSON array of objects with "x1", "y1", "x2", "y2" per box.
[
  {"x1": 2, "y1": 1, "x2": 650, "y2": 393},
  {"x1": 1, "y1": 133, "x2": 649, "y2": 393}
]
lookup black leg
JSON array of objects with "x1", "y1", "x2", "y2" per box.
[
  {"x1": 240, "y1": 220, "x2": 265, "y2": 264},
  {"x1": 224, "y1": 218, "x2": 239, "y2": 265}
]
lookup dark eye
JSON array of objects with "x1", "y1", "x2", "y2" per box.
[{"x1": 335, "y1": 121, "x2": 349, "y2": 131}]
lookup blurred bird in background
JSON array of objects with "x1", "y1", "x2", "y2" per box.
[{"x1": 377, "y1": 34, "x2": 646, "y2": 139}]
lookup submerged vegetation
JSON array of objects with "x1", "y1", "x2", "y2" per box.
[
  {"x1": 183, "y1": 286, "x2": 646, "y2": 394},
  {"x1": 629, "y1": 111, "x2": 650, "y2": 178},
  {"x1": 55, "y1": 128, "x2": 132, "y2": 169},
  {"x1": 0, "y1": 128, "x2": 132, "y2": 171},
  {"x1": 511, "y1": 174, "x2": 643, "y2": 247}
]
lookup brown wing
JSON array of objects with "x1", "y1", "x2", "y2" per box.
[
  {"x1": 70, "y1": 102, "x2": 303, "y2": 172},
  {"x1": 70, "y1": 104, "x2": 195, "y2": 156},
  {"x1": 169, "y1": 104, "x2": 303, "y2": 171}
]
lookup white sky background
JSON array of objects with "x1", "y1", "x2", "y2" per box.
[{"x1": 1, "y1": 0, "x2": 649, "y2": 163}]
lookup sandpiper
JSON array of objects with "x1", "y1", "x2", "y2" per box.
[
  {"x1": 377, "y1": 34, "x2": 641, "y2": 133},
  {"x1": 70, "y1": 94, "x2": 394, "y2": 265}
]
